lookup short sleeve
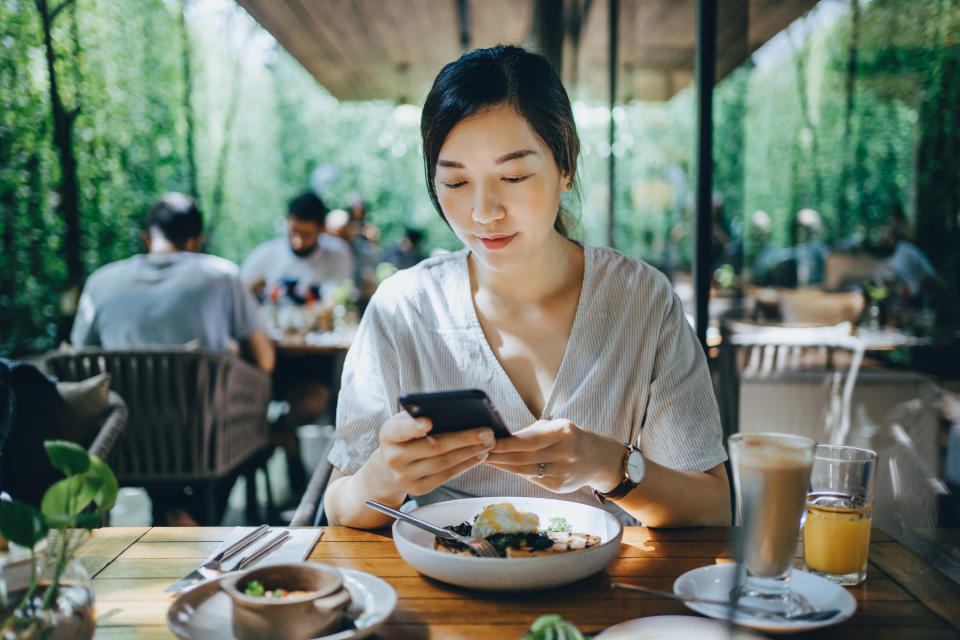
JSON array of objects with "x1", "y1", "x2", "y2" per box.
[
  {"x1": 228, "y1": 276, "x2": 264, "y2": 339},
  {"x1": 328, "y1": 297, "x2": 401, "y2": 475},
  {"x1": 638, "y1": 292, "x2": 727, "y2": 472},
  {"x1": 70, "y1": 289, "x2": 100, "y2": 346}
]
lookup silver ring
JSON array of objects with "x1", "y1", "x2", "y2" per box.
[{"x1": 537, "y1": 463, "x2": 546, "y2": 479}]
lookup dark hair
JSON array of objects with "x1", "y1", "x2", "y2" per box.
[
  {"x1": 287, "y1": 191, "x2": 327, "y2": 225},
  {"x1": 420, "y1": 45, "x2": 580, "y2": 236},
  {"x1": 146, "y1": 192, "x2": 202, "y2": 248}
]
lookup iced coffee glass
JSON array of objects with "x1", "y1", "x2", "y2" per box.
[
  {"x1": 802, "y1": 445, "x2": 877, "y2": 585},
  {"x1": 729, "y1": 433, "x2": 816, "y2": 616}
]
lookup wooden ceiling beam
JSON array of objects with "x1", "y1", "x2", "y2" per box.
[{"x1": 235, "y1": 0, "x2": 822, "y2": 102}]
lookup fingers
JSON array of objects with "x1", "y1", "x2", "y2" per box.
[
  {"x1": 379, "y1": 411, "x2": 432, "y2": 445},
  {"x1": 485, "y1": 461, "x2": 544, "y2": 477},
  {"x1": 413, "y1": 452, "x2": 490, "y2": 495},
  {"x1": 378, "y1": 412, "x2": 497, "y2": 495},
  {"x1": 485, "y1": 440, "x2": 573, "y2": 466},
  {"x1": 489, "y1": 419, "x2": 573, "y2": 453},
  {"x1": 404, "y1": 427, "x2": 496, "y2": 463},
  {"x1": 405, "y1": 442, "x2": 493, "y2": 479}
]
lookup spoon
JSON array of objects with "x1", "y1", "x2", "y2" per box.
[{"x1": 610, "y1": 582, "x2": 841, "y2": 622}]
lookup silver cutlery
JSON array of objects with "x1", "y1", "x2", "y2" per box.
[
  {"x1": 164, "y1": 524, "x2": 270, "y2": 593},
  {"x1": 610, "y1": 582, "x2": 841, "y2": 622},
  {"x1": 364, "y1": 499, "x2": 500, "y2": 558},
  {"x1": 226, "y1": 530, "x2": 291, "y2": 571}
]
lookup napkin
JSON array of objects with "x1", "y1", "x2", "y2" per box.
[{"x1": 207, "y1": 526, "x2": 323, "y2": 569}]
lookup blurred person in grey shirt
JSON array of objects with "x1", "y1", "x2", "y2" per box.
[{"x1": 70, "y1": 193, "x2": 275, "y2": 373}]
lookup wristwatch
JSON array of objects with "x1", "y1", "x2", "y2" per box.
[{"x1": 594, "y1": 443, "x2": 645, "y2": 503}]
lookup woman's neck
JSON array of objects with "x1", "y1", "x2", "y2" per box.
[{"x1": 469, "y1": 232, "x2": 583, "y2": 308}]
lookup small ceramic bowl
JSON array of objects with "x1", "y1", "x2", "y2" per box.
[{"x1": 220, "y1": 563, "x2": 351, "y2": 640}]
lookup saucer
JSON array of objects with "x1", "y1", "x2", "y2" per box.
[
  {"x1": 167, "y1": 565, "x2": 396, "y2": 640},
  {"x1": 595, "y1": 615, "x2": 766, "y2": 639},
  {"x1": 673, "y1": 564, "x2": 856, "y2": 634}
]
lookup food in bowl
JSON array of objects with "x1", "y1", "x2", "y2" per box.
[
  {"x1": 242, "y1": 579, "x2": 315, "y2": 599},
  {"x1": 220, "y1": 563, "x2": 351, "y2": 640},
  {"x1": 434, "y1": 502, "x2": 601, "y2": 558}
]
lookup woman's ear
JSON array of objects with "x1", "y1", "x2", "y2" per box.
[{"x1": 560, "y1": 173, "x2": 573, "y2": 192}]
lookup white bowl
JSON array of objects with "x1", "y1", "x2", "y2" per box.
[
  {"x1": 595, "y1": 615, "x2": 766, "y2": 640},
  {"x1": 391, "y1": 496, "x2": 623, "y2": 591}
]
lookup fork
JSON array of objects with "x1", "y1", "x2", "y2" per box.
[
  {"x1": 364, "y1": 499, "x2": 500, "y2": 558},
  {"x1": 226, "y1": 530, "x2": 292, "y2": 572},
  {"x1": 204, "y1": 524, "x2": 270, "y2": 571}
]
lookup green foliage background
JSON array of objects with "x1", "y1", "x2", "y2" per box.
[{"x1": 1, "y1": 0, "x2": 958, "y2": 355}]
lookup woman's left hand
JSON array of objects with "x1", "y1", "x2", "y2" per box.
[{"x1": 484, "y1": 419, "x2": 625, "y2": 493}]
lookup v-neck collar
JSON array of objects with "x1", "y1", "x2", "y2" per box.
[{"x1": 459, "y1": 243, "x2": 593, "y2": 422}]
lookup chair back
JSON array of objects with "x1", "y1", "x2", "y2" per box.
[
  {"x1": 45, "y1": 349, "x2": 270, "y2": 484},
  {"x1": 717, "y1": 320, "x2": 865, "y2": 443}
]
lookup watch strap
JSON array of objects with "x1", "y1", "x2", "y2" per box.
[{"x1": 593, "y1": 443, "x2": 638, "y2": 503}]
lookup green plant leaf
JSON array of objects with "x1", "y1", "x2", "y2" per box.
[
  {"x1": 44, "y1": 440, "x2": 90, "y2": 477},
  {"x1": 73, "y1": 512, "x2": 104, "y2": 529},
  {"x1": 0, "y1": 500, "x2": 48, "y2": 548},
  {"x1": 41, "y1": 476, "x2": 88, "y2": 519},
  {"x1": 85, "y1": 455, "x2": 118, "y2": 512},
  {"x1": 40, "y1": 455, "x2": 119, "y2": 522}
]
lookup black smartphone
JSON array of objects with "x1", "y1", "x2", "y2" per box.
[{"x1": 398, "y1": 389, "x2": 512, "y2": 439}]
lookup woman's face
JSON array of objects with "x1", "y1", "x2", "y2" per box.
[{"x1": 434, "y1": 104, "x2": 570, "y2": 273}]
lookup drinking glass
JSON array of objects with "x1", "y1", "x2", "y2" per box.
[
  {"x1": 802, "y1": 444, "x2": 877, "y2": 585},
  {"x1": 728, "y1": 432, "x2": 816, "y2": 616}
]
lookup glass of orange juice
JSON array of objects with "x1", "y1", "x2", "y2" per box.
[{"x1": 802, "y1": 445, "x2": 877, "y2": 585}]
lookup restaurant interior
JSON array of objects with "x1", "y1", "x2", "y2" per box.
[{"x1": 1, "y1": 0, "x2": 959, "y2": 638}]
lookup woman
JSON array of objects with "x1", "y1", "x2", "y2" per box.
[{"x1": 324, "y1": 45, "x2": 729, "y2": 529}]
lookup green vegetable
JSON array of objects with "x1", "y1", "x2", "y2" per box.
[
  {"x1": 521, "y1": 614, "x2": 587, "y2": 640},
  {"x1": 545, "y1": 517, "x2": 571, "y2": 533},
  {"x1": 487, "y1": 532, "x2": 554, "y2": 555},
  {"x1": 244, "y1": 580, "x2": 266, "y2": 597}
]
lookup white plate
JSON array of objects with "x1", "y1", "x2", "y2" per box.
[
  {"x1": 595, "y1": 615, "x2": 766, "y2": 640},
  {"x1": 167, "y1": 565, "x2": 396, "y2": 640},
  {"x1": 392, "y1": 496, "x2": 623, "y2": 591},
  {"x1": 673, "y1": 564, "x2": 857, "y2": 634}
]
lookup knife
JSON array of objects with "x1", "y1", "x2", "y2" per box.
[
  {"x1": 164, "y1": 524, "x2": 270, "y2": 593},
  {"x1": 226, "y1": 530, "x2": 291, "y2": 572}
]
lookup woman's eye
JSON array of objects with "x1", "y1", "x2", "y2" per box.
[
  {"x1": 442, "y1": 181, "x2": 467, "y2": 189},
  {"x1": 503, "y1": 175, "x2": 532, "y2": 184}
]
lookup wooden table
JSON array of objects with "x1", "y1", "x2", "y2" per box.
[{"x1": 80, "y1": 526, "x2": 960, "y2": 640}]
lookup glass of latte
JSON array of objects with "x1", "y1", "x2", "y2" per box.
[{"x1": 729, "y1": 433, "x2": 816, "y2": 616}]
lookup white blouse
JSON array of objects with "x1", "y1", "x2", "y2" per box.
[{"x1": 328, "y1": 244, "x2": 727, "y2": 510}]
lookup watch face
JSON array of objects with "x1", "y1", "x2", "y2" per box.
[{"x1": 626, "y1": 450, "x2": 645, "y2": 483}]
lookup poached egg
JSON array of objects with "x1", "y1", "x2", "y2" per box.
[{"x1": 471, "y1": 503, "x2": 540, "y2": 539}]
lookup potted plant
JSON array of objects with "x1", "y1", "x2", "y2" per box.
[{"x1": 0, "y1": 440, "x2": 117, "y2": 640}]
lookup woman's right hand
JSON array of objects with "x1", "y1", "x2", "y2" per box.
[{"x1": 376, "y1": 411, "x2": 496, "y2": 497}]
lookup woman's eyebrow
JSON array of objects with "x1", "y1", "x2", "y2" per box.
[
  {"x1": 496, "y1": 149, "x2": 537, "y2": 164},
  {"x1": 437, "y1": 149, "x2": 538, "y2": 169}
]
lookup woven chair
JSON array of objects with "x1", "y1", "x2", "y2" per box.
[
  {"x1": 91, "y1": 390, "x2": 128, "y2": 466},
  {"x1": 289, "y1": 438, "x2": 335, "y2": 527},
  {"x1": 45, "y1": 348, "x2": 274, "y2": 525}
]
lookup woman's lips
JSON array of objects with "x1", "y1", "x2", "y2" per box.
[{"x1": 477, "y1": 233, "x2": 516, "y2": 250}]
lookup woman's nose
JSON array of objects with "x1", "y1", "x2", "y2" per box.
[{"x1": 471, "y1": 185, "x2": 505, "y2": 224}]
